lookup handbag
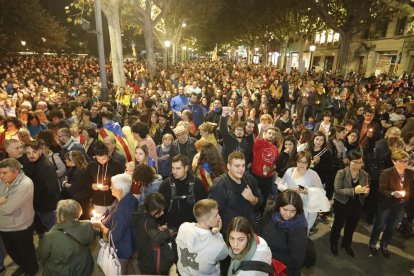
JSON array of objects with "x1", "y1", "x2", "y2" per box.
[{"x1": 97, "y1": 231, "x2": 122, "y2": 276}]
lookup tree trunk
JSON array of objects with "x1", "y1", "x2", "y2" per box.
[
  {"x1": 338, "y1": 33, "x2": 350, "y2": 76},
  {"x1": 102, "y1": 1, "x2": 125, "y2": 88},
  {"x1": 144, "y1": 19, "x2": 155, "y2": 78},
  {"x1": 298, "y1": 36, "x2": 305, "y2": 73}
]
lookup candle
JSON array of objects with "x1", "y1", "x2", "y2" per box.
[
  {"x1": 92, "y1": 209, "x2": 97, "y2": 218},
  {"x1": 368, "y1": 128, "x2": 373, "y2": 133},
  {"x1": 400, "y1": 190, "x2": 406, "y2": 197},
  {"x1": 97, "y1": 183, "x2": 104, "y2": 190}
]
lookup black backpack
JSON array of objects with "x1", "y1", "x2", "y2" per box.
[{"x1": 168, "y1": 175, "x2": 196, "y2": 212}]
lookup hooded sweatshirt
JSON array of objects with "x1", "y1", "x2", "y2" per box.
[{"x1": 176, "y1": 222, "x2": 228, "y2": 276}]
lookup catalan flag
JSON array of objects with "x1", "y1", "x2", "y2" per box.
[{"x1": 98, "y1": 120, "x2": 132, "y2": 162}]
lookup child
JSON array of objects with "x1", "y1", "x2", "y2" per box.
[{"x1": 157, "y1": 133, "x2": 174, "y2": 179}]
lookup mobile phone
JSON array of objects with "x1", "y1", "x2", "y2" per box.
[{"x1": 298, "y1": 185, "x2": 305, "y2": 190}]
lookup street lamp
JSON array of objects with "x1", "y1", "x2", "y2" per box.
[
  {"x1": 309, "y1": 45, "x2": 316, "y2": 72},
  {"x1": 164, "y1": 40, "x2": 171, "y2": 68},
  {"x1": 182, "y1": 22, "x2": 187, "y2": 28},
  {"x1": 21, "y1": 41, "x2": 26, "y2": 46}
]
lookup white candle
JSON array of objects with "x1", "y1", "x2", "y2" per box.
[{"x1": 97, "y1": 183, "x2": 104, "y2": 190}]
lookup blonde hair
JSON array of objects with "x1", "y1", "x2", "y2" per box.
[
  {"x1": 259, "y1": 114, "x2": 273, "y2": 125},
  {"x1": 391, "y1": 150, "x2": 410, "y2": 161}
]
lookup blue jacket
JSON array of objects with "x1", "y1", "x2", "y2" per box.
[
  {"x1": 182, "y1": 103, "x2": 205, "y2": 127},
  {"x1": 137, "y1": 179, "x2": 162, "y2": 206},
  {"x1": 103, "y1": 192, "x2": 138, "y2": 259},
  {"x1": 171, "y1": 95, "x2": 189, "y2": 120}
]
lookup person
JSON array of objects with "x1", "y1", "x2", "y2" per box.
[
  {"x1": 93, "y1": 174, "x2": 138, "y2": 274},
  {"x1": 194, "y1": 143, "x2": 226, "y2": 191},
  {"x1": 0, "y1": 158, "x2": 38, "y2": 276},
  {"x1": 131, "y1": 122, "x2": 158, "y2": 169},
  {"x1": 2, "y1": 139, "x2": 31, "y2": 172},
  {"x1": 156, "y1": 133, "x2": 174, "y2": 179},
  {"x1": 57, "y1": 127, "x2": 89, "y2": 162},
  {"x1": 171, "y1": 124, "x2": 198, "y2": 163},
  {"x1": 82, "y1": 127, "x2": 98, "y2": 161},
  {"x1": 132, "y1": 164, "x2": 162, "y2": 204},
  {"x1": 171, "y1": 86, "x2": 189, "y2": 124},
  {"x1": 153, "y1": 113, "x2": 175, "y2": 146},
  {"x1": 369, "y1": 150, "x2": 414, "y2": 258},
  {"x1": 158, "y1": 154, "x2": 208, "y2": 230},
  {"x1": 251, "y1": 125, "x2": 280, "y2": 213},
  {"x1": 330, "y1": 151, "x2": 370, "y2": 257},
  {"x1": 176, "y1": 199, "x2": 228, "y2": 276},
  {"x1": 37, "y1": 199, "x2": 94, "y2": 276},
  {"x1": 0, "y1": 117, "x2": 22, "y2": 151},
  {"x1": 103, "y1": 135, "x2": 127, "y2": 165},
  {"x1": 327, "y1": 126, "x2": 348, "y2": 199},
  {"x1": 182, "y1": 92, "x2": 205, "y2": 128},
  {"x1": 227, "y1": 216, "x2": 272, "y2": 276},
  {"x1": 209, "y1": 151, "x2": 263, "y2": 236},
  {"x1": 278, "y1": 151, "x2": 326, "y2": 233},
  {"x1": 61, "y1": 151, "x2": 92, "y2": 220},
  {"x1": 276, "y1": 135, "x2": 297, "y2": 178},
  {"x1": 25, "y1": 140, "x2": 60, "y2": 236},
  {"x1": 86, "y1": 141, "x2": 124, "y2": 215},
  {"x1": 259, "y1": 190, "x2": 308, "y2": 276},
  {"x1": 40, "y1": 140, "x2": 66, "y2": 185},
  {"x1": 131, "y1": 193, "x2": 176, "y2": 275}
]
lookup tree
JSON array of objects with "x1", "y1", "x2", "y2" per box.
[
  {"x1": 0, "y1": 0, "x2": 67, "y2": 56},
  {"x1": 316, "y1": 0, "x2": 393, "y2": 75},
  {"x1": 381, "y1": 0, "x2": 414, "y2": 15}
]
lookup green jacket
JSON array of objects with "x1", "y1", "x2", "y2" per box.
[{"x1": 38, "y1": 220, "x2": 95, "y2": 276}]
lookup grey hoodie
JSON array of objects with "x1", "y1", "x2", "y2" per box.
[{"x1": 176, "y1": 222, "x2": 228, "y2": 276}]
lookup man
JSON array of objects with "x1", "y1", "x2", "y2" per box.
[
  {"x1": 171, "y1": 86, "x2": 189, "y2": 124},
  {"x1": 47, "y1": 109, "x2": 69, "y2": 134},
  {"x1": 3, "y1": 139, "x2": 30, "y2": 171},
  {"x1": 99, "y1": 111, "x2": 132, "y2": 162},
  {"x1": 25, "y1": 141, "x2": 60, "y2": 236},
  {"x1": 18, "y1": 128, "x2": 34, "y2": 144},
  {"x1": 103, "y1": 136, "x2": 126, "y2": 165},
  {"x1": 0, "y1": 158, "x2": 38, "y2": 276},
  {"x1": 209, "y1": 151, "x2": 262, "y2": 236},
  {"x1": 159, "y1": 154, "x2": 207, "y2": 230},
  {"x1": 176, "y1": 199, "x2": 227, "y2": 276},
  {"x1": 154, "y1": 113, "x2": 175, "y2": 146},
  {"x1": 220, "y1": 106, "x2": 252, "y2": 164},
  {"x1": 204, "y1": 98, "x2": 222, "y2": 126},
  {"x1": 86, "y1": 141, "x2": 123, "y2": 214},
  {"x1": 251, "y1": 126, "x2": 280, "y2": 213},
  {"x1": 90, "y1": 105, "x2": 101, "y2": 128},
  {"x1": 171, "y1": 125, "x2": 197, "y2": 163},
  {"x1": 182, "y1": 92, "x2": 204, "y2": 128},
  {"x1": 57, "y1": 127, "x2": 89, "y2": 162}
]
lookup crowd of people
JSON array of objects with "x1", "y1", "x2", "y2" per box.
[{"x1": 0, "y1": 54, "x2": 413, "y2": 276}]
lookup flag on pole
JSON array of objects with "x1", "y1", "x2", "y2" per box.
[{"x1": 212, "y1": 44, "x2": 218, "y2": 61}]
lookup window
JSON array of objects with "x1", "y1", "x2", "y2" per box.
[{"x1": 395, "y1": 16, "x2": 407, "y2": 36}]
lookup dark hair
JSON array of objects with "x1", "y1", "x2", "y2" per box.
[
  {"x1": 144, "y1": 192, "x2": 166, "y2": 216},
  {"x1": 93, "y1": 140, "x2": 109, "y2": 156},
  {"x1": 329, "y1": 125, "x2": 346, "y2": 140},
  {"x1": 144, "y1": 99, "x2": 154, "y2": 109},
  {"x1": 49, "y1": 109, "x2": 63, "y2": 119},
  {"x1": 226, "y1": 216, "x2": 254, "y2": 255},
  {"x1": 83, "y1": 127, "x2": 97, "y2": 139},
  {"x1": 348, "y1": 150, "x2": 363, "y2": 161},
  {"x1": 275, "y1": 190, "x2": 304, "y2": 215},
  {"x1": 310, "y1": 131, "x2": 327, "y2": 150},
  {"x1": 25, "y1": 140, "x2": 42, "y2": 151},
  {"x1": 4, "y1": 117, "x2": 22, "y2": 130},
  {"x1": 197, "y1": 143, "x2": 226, "y2": 177},
  {"x1": 131, "y1": 122, "x2": 149, "y2": 139},
  {"x1": 100, "y1": 110, "x2": 114, "y2": 120},
  {"x1": 172, "y1": 154, "x2": 189, "y2": 167},
  {"x1": 132, "y1": 164, "x2": 155, "y2": 187},
  {"x1": 38, "y1": 129, "x2": 58, "y2": 148}
]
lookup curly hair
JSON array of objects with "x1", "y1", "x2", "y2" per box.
[{"x1": 196, "y1": 143, "x2": 226, "y2": 177}]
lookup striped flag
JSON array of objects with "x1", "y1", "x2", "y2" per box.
[{"x1": 98, "y1": 121, "x2": 132, "y2": 162}]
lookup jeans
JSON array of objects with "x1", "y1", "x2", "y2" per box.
[{"x1": 369, "y1": 203, "x2": 405, "y2": 248}]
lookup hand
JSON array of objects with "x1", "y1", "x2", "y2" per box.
[
  {"x1": 158, "y1": 224, "x2": 168, "y2": 231},
  {"x1": 0, "y1": 196, "x2": 7, "y2": 205},
  {"x1": 242, "y1": 185, "x2": 256, "y2": 203},
  {"x1": 125, "y1": 162, "x2": 135, "y2": 174},
  {"x1": 367, "y1": 130, "x2": 374, "y2": 138},
  {"x1": 92, "y1": 183, "x2": 99, "y2": 190},
  {"x1": 212, "y1": 218, "x2": 222, "y2": 234},
  {"x1": 392, "y1": 191, "x2": 405, "y2": 198},
  {"x1": 92, "y1": 221, "x2": 104, "y2": 230},
  {"x1": 297, "y1": 187, "x2": 308, "y2": 194},
  {"x1": 101, "y1": 185, "x2": 110, "y2": 191},
  {"x1": 161, "y1": 154, "x2": 170, "y2": 160},
  {"x1": 64, "y1": 182, "x2": 72, "y2": 188},
  {"x1": 176, "y1": 111, "x2": 182, "y2": 117},
  {"x1": 313, "y1": 156, "x2": 320, "y2": 165},
  {"x1": 284, "y1": 148, "x2": 292, "y2": 154}
]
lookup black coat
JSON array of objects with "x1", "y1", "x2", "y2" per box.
[
  {"x1": 65, "y1": 167, "x2": 92, "y2": 204},
  {"x1": 27, "y1": 155, "x2": 60, "y2": 213}
]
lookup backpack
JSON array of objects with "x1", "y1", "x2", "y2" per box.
[
  {"x1": 168, "y1": 175, "x2": 196, "y2": 212},
  {"x1": 236, "y1": 259, "x2": 287, "y2": 276},
  {"x1": 217, "y1": 173, "x2": 253, "y2": 204}
]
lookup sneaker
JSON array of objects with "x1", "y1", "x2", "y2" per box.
[{"x1": 368, "y1": 245, "x2": 378, "y2": 256}]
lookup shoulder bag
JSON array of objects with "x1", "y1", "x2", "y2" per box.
[{"x1": 97, "y1": 231, "x2": 122, "y2": 276}]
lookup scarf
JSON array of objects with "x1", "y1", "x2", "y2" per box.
[
  {"x1": 228, "y1": 234, "x2": 258, "y2": 276},
  {"x1": 271, "y1": 211, "x2": 308, "y2": 230}
]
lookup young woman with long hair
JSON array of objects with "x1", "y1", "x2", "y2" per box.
[{"x1": 194, "y1": 143, "x2": 226, "y2": 191}]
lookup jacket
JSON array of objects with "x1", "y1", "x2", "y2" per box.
[
  {"x1": 38, "y1": 220, "x2": 95, "y2": 276},
  {"x1": 259, "y1": 213, "x2": 307, "y2": 275},
  {"x1": 102, "y1": 192, "x2": 138, "y2": 259},
  {"x1": 27, "y1": 155, "x2": 60, "y2": 213},
  {"x1": 0, "y1": 172, "x2": 34, "y2": 231},
  {"x1": 334, "y1": 167, "x2": 369, "y2": 205},
  {"x1": 176, "y1": 222, "x2": 228, "y2": 276},
  {"x1": 171, "y1": 137, "x2": 198, "y2": 166},
  {"x1": 65, "y1": 167, "x2": 92, "y2": 204},
  {"x1": 379, "y1": 167, "x2": 413, "y2": 210},
  {"x1": 220, "y1": 116, "x2": 252, "y2": 164},
  {"x1": 136, "y1": 178, "x2": 162, "y2": 206}
]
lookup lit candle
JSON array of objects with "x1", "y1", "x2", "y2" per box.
[
  {"x1": 92, "y1": 209, "x2": 97, "y2": 218},
  {"x1": 368, "y1": 128, "x2": 373, "y2": 133},
  {"x1": 97, "y1": 183, "x2": 104, "y2": 190},
  {"x1": 400, "y1": 190, "x2": 406, "y2": 197}
]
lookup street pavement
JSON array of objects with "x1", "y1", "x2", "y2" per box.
[{"x1": 3, "y1": 219, "x2": 414, "y2": 275}]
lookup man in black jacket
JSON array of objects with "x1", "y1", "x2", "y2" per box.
[
  {"x1": 25, "y1": 141, "x2": 60, "y2": 237},
  {"x1": 158, "y1": 154, "x2": 207, "y2": 230},
  {"x1": 154, "y1": 113, "x2": 175, "y2": 146}
]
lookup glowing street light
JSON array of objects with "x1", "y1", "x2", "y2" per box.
[
  {"x1": 21, "y1": 41, "x2": 26, "y2": 46},
  {"x1": 182, "y1": 22, "x2": 187, "y2": 27}
]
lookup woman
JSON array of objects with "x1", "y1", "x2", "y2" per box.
[
  {"x1": 227, "y1": 216, "x2": 272, "y2": 276},
  {"x1": 296, "y1": 129, "x2": 312, "y2": 153},
  {"x1": 61, "y1": 151, "x2": 92, "y2": 220},
  {"x1": 259, "y1": 191, "x2": 308, "y2": 276},
  {"x1": 198, "y1": 122, "x2": 218, "y2": 146},
  {"x1": 131, "y1": 193, "x2": 176, "y2": 275},
  {"x1": 27, "y1": 112, "x2": 48, "y2": 139},
  {"x1": 82, "y1": 127, "x2": 98, "y2": 161},
  {"x1": 330, "y1": 151, "x2": 370, "y2": 257},
  {"x1": 369, "y1": 150, "x2": 413, "y2": 258},
  {"x1": 132, "y1": 164, "x2": 162, "y2": 202},
  {"x1": 276, "y1": 135, "x2": 297, "y2": 178},
  {"x1": 38, "y1": 129, "x2": 61, "y2": 154},
  {"x1": 148, "y1": 111, "x2": 159, "y2": 139},
  {"x1": 194, "y1": 143, "x2": 226, "y2": 191},
  {"x1": 38, "y1": 199, "x2": 94, "y2": 276},
  {"x1": 94, "y1": 174, "x2": 138, "y2": 274},
  {"x1": 0, "y1": 117, "x2": 22, "y2": 150},
  {"x1": 279, "y1": 151, "x2": 326, "y2": 233},
  {"x1": 344, "y1": 130, "x2": 361, "y2": 157}
]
